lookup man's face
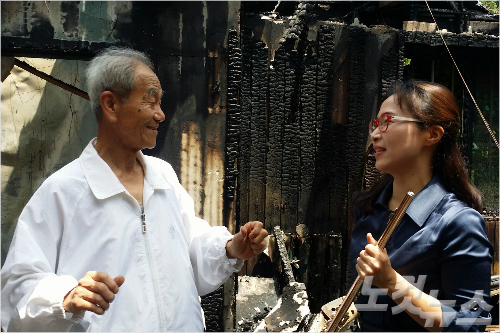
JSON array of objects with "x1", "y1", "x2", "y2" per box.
[{"x1": 115, "y1": 62, "x2": 165, "y2": 150}]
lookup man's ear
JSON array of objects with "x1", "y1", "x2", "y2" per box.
[
  {"x1": 99, "y1": 91, "x2": 119, "y2": 122},
  {"x1": 425, "y1": 125, "x2": 445, "y2": 146}
]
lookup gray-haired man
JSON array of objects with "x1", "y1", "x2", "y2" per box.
[{"x1": 1, "y1": 47, "x2": 268, "y2": 332}]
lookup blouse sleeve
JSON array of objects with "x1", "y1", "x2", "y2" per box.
[{"x1": 438, "y1": 207, "x2": 493, "y2": 332}]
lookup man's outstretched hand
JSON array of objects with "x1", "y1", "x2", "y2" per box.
[{"x1": 226, "y1": 221, "x2": 268, "y2": 260}]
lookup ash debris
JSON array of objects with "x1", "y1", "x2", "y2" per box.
[
  {"x1": 254, "y1": 282, "x2": 311, "y2": 332},
  {"x1": 236, "y1": 276, "x2": 278, "y2": 332},
  {"x1": 236, "y1": 227, "x2": 315, "y2": 332},
  {"x1": 236, "y1": 277, "x2": 313, "y2": 332}
]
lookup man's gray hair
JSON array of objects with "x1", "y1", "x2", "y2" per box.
[{"x1": 85, "y1": 47, "x2": 154, "y2": 121}]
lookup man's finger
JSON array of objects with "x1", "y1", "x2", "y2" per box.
[
  {"x1": 72, "y1": 295, "x2": 106, "y2": 315},
  {"x1": 250, "y1": 229, "x2": 268, "y2": 244},
  {"x1": 86, "y1": 271, "x2": 120, "y2": 294},
  {"x1": 78, "y1": 287, "x2": 111, "y2": 311},
  {"x1": 240, "y1": 225, "x2": 248, "y2": 239},
  {"x1": 247, "y1": 222, "x2": 263, "y2": 238},
  {"x1": 79, "y1": 277, "x2": 116, "y2": 303},
  {"x1": 114, "y1": 275, "x2": 125, "y2": 287},
  {"x1": 250, "y1": 241, "x2": 267, "y2": 253},
  {"x1": 250, "y1": 237, "x2": 268, "y2": 247},
  {"x1": 231, "y1": 226, "x2": 247, "y2": 246}
]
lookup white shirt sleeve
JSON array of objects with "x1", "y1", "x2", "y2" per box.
[
  {"x1": 171, "y1": 170, "x2": 244, "y2": 296},
  {"x1": 1, "y1": 190, "x2": 83, "y2": 332}
]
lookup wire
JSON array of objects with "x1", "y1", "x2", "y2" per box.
[
  {"x1": 272, "y1": 0, "x2": 281, "y2": 14},
  {"x1": 425, "y1": 1, "x2": 499, "y2": 149}
]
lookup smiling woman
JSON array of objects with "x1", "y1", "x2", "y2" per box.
[{"x1": 350, "y1": 80, "x2": 493, "y2": 332}]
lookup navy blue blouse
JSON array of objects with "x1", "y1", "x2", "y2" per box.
[{"x1": 349, "y1": 175, "x2": 493, "y2": 332}]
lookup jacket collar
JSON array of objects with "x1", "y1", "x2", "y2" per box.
[
  {"x1": 375, "y1": 174, "x2": 448, "y2": 227},
  {"x1": 79, "y1": 138, "x2": 170, "y2": 200}
]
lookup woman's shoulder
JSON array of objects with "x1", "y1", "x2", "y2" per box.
[
  {"x1": 437, "y1": 193, "x2": 492, "y2": 255},
  {"x1": 430, "y1": 196, "x2": 487, "y2": 250},
  {"x1": 438, "y1": 192, "x2": 484, "y2": 225}
]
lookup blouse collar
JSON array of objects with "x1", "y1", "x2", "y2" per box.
[{"x1": 375, "y1": 175, "x2": 448, "y2": 227}]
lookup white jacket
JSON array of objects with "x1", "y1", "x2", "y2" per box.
[{"x1": 1, "y1": 138, "x2": 243, "y2": 332}]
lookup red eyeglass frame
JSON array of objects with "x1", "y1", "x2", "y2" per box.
[{"x1": 369, "y1": 114, "x2": 423, "y2": 134}]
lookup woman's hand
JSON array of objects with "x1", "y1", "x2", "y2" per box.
[
  {"x1": 356, "y1": 233, "x2": 445, "y2": 331},
  {"x1": 356, "y1": 233, "x2": 398, "y2": 290}
]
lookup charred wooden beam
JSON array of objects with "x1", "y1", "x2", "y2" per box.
[
  {"x1": 403, "y1": 30, "x2": 499, "y2": 48},
  {"x1": 298, "y1": 42, "x2": 317, "y2": 227},
  {"x1": 13, "y1": 58, "x2": 89, "y2": 100},
  {"x1": 346, "y1": 26, "x2": 367, "y2": 293},
  {"x1": 245, "y1": 40, "x2": 268, "y2": 275},
  {"x1": 266, "y1": 48, "x2": 286, "y2": 231},
  {"x1": 312, "y1": 25, "x2": 336, "y2": 235},
  {"x1": 224, "y1": 29, "x2": 241, "y2": 203},
  {"x1": 249, "y1": 41, "x2": 267, "y2": 225},
  {"x1": 239, "y1": 25, "x2": 253, "y2": 257},
  {"x1": 281, "y1": 47, "x2": 301, "y2": 232},
  {"x1": 307, "y1": 234, "x2": 327, "y2": 312}
]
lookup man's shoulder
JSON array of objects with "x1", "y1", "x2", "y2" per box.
[{"x1": 39, "y1": 157, "x2": 88, "y2": 193}]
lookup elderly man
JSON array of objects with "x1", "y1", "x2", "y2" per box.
[{"x1": 1, "y1": 47, "x2": 268, "y2": 332}]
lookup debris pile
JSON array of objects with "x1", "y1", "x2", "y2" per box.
[
  {"x1": 236, "y1": 276, "x2": 277, "y2": 332},
  {"x1": 235, "y1": 226, "x2": 354, "y2": 332},
  {"x1": 254, "y1": 282, "x2": 311, "y2": 332}
]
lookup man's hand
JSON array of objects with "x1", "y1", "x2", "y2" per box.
[
  {"x1": 63, "y1": 271, "x2": 125, "y2": 315},
  {"x1": 226, "y1": 221, "x2": 268, "y2": 260}
]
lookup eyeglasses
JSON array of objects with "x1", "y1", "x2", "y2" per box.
[{"x1": 369, "y1": 114, "x2": 423, "y2": 134}]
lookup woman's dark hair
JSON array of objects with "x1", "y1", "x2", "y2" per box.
[{"x1": 354, "y1": 79, "x2": 483, "y2": 214}]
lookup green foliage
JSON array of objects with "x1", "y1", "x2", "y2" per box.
[
  {"x1": 403, "y1": 58, "x2": 411, "y2": 66},
  {"x1": 480, "y1": 1, "x2": 499, "y2": 13}
]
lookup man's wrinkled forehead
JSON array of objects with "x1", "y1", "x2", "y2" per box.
[{"x1": 134, "y1": 66, "x2": 162, "y2": 95}]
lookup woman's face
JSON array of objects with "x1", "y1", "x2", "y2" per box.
[{"x1": 370, "y1": 95, "x2": 428, "y2": 176}]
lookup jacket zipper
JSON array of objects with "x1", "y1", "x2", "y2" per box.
[
  {"x1": 139, "y1": 205, "x2": 165, "y2": 331},
  {"x1": 142, "y1": 212, "x2": 147, "y2": 233}
]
